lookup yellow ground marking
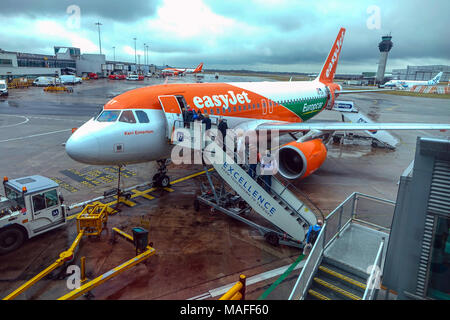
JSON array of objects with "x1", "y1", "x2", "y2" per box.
[
  {"x1": 130, "y1": 189, "x2": 155, "y2": 200},
  {"x1": 66, "y1": 169, "x2": 213, "y2": 220},
  {"x1": 313, "y1": 277, "x2": 362, "y2": 300},
  {"x1": 170, "y1": 168, "x2": 215, "y2": 185},
  {"x1": 308, "y1": 289, "x2": 331, "y2": 300},
  {"x1": 318, "y1": 266, "x2": 366, "y2": 290}
]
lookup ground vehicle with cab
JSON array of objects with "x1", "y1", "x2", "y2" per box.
[{"x1": 0, "y1": 176, "x2": 67, "y2": 255}]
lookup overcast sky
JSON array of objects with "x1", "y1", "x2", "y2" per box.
[{"x1": 0, "y1": 0, "x2": 449, "y2": 73}]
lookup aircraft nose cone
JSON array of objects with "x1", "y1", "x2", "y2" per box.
[{"x1": 65, "y1": 134, "x2": 100, "y2": 164}]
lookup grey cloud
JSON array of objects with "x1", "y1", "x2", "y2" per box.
[{"x1": 0, "y1": 0, "x2": 162, "y2": 22}]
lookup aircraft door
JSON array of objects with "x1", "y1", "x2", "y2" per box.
[{"x1": 158, "y1": 95, "x2": 184, "y2": 142}]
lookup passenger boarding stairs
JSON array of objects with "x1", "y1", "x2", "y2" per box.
[
  {"x1": 169, "y1": 122, "x2": 319, "y2": 246},
  {"x1": 306, "y1": 257, "x2": 367, "y2": 300},
  {"x1": 288, "y1": 193, "x2": 390, "y2": 300}
]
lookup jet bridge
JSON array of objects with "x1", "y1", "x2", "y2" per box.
[{"x1": 170, "y1": 123, "x2": 320, "y2": 247}]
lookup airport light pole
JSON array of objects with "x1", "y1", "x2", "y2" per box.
[
  {"x1": 95, "y1": 22, "x2": 103, "y2": 54},
  {"x1": 144, "y1": 43, "x2": 147, "y2": 65},
  {"x1": 133, "y1": 37, "x2": 137, "y2": 66},
  {"x1": 112, "y1": 46, "x2": 116, "y2": 62}
]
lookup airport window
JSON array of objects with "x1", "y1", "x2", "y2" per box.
[
  {"x1": 222, "y1": 108, "x2": 226, "y2": 114},
  {"x1": 97, "y1": 110, "x2": 120, "y2": 122},
  {"x1": 239, "y1": 106, "x2": 242, "y2": 111},
  {"x1": 0, "y1": 59, "x2": 13, "y2": 66},
  {"x1": 210, "y1": 109, "x2": 214, "y2": 115},
  {"x1": 119, "y1": 110, "x2": 137, "y2": 123},
  {"x1": 233, "y1": 106, "x2": 236, "y2": 112},
  {"x1": 135, "y1": 110, "x2": 149, "y2": 123},
  {"x1": 257, "y1": 103, "x2": 260, "y2": 109},
  {"x1": 217, "y1": 108, "x2": 220, "y2": 114}
]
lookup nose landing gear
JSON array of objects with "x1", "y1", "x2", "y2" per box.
[{"x1": 152, "y1": 159, "x2": 171, "y2": 188}]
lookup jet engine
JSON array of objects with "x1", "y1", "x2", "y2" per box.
[{"x1": 277, "y1": 139, "x2": 327, "y2": 180}]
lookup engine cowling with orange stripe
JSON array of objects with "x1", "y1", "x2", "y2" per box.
[{"x1": 278, "y1": 139, "x2": 327, "y2": 180}]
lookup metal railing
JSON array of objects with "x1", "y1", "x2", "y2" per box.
[
  {"x1": 288, "y1": 192, "x2": 394, "y2": 300},
  {"x1": 288, "y1": 223, "x2": 326, "y2": 300},
  {"x1": 362, "y1": 239, "x2": 385, "y2": 300}
]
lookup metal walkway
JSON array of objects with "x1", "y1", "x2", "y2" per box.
[{"x1": 289, "y1": 193, "x2": 393, "y2": 300}]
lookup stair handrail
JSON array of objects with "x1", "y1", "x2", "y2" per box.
[
  {"x1": 274, "y1": 174, "x2": 325, "y2": 221},
  {"x1": 288, "y1": 224, "x2": 326, "y2": 300},
  {"x1": 362, "y1": 239, "x2": 385, "y2": 300}
]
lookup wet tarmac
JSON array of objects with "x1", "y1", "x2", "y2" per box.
[{"x1": 0, "y1": 75, "x2": 449, "y2": 300}]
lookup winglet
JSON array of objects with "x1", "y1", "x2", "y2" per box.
[
  {"x1": 194, "y1": 62, "x2": 203, "y2": 73},
  {"x1": 316, "y1": 28, "x2": 346, "y2": 84}
]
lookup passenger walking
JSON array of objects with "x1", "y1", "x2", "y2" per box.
[
  {"x1": 202, "y1": 113, "x2": 212, "y2": 130},
  {"x1": 303, "y1": 220, "x2": 323, "y2": 255},
  {"x1": 218, "y1": 118, "x2": 228, "y2": 151},
  {"x1": 185, "y1": 106, "x2": 194, "y2": 128},
  {"x1": 260, "y1": 151, "x2": 276, "y2": 192}
]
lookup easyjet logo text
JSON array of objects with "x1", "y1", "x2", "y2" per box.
[
  {"x1": 325, "y1": 31, "x2": 345, "y2": 78},
  {"x1": 193, "y1": 90, "x2": 251, "y2": 109}
]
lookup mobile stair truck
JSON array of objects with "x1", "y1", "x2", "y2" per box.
[{"x1": 0, "y1": 175, "x2": 67, "y2": 255}]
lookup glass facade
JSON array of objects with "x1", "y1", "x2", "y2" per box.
[
  {"x1": 17, "y1": 57, "x2": 76, "y2": 69},
  {"x1": 427, "y1": 216, "x2": 450, "y2": 300},
  {"x1": 0, "y1": 59, "x2": 13, "y2": 66}
]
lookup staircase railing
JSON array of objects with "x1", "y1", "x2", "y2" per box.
[
  {"x1": 288, "y1": 224, "x2": 326, "y2": 300},
  {"x1": 362, "y1": 239, "x2": 385, "y2": 300},
  {"x1": 288, "y1": 192, "x2": 393, "y2": 300}
]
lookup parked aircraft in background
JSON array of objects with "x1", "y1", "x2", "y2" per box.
[
  {"x1": 161, "y1": 63, "x2": 204, "y2": 76},
  {"x1": 384, "y1": 72, "x2": 443, "y2": 88},
  {"x1": 66, "y1": 28, "x2": 450, "y2": 187}
]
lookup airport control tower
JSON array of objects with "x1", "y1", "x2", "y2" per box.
[{"x1": 376, "y1": 34, "x2": 393, "y2": 84}]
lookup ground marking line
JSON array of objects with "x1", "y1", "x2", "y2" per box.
[{"x1": 0, "y1": 129, "x2": 71, "y2": 143}]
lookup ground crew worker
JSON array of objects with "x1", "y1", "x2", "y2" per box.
[{"x1": 303, "y1": 220, "x2": 323, "y2": 255}]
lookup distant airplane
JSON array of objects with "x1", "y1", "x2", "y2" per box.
[
  {"x1": 66, "y1": 28, "x2": 450, "y2": 187},
  {"x1": 384, "y1": 72, "x2": 443, "y2": 89},
  {"x1": 161, "y1": 63, "x2": 203, "y2": 76}
]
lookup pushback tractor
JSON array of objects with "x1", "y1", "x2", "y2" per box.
[{"x1": 0, "y1": 175, "x2": 67, "y2": 255}]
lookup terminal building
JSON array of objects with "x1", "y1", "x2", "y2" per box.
[
  {"x1": 392, "y1": 65, "x2": 449, "y2": 82},
  {"x1": 0, "y1": 46, "x2": 157, "y2": 80}
]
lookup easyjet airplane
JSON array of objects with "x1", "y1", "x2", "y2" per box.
[
  {"x1": 65, "y1": 28, "x2": 450, "y2": 187},
  {"x1": 161, "y1": 62, "x2": 204, "y2": 76}
]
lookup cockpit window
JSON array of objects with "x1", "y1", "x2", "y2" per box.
[
  {"x1": 135, "y1": 110, "x2": 149, "y2": 123},
  {"x1": 119, "y1": 110, "x2": 136, "y2": 123},
  {"x1": 97, "y1": 110, "x2": 120, "y2": 122}
]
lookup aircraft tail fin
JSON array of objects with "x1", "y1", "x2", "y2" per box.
[
  {"x1": 194, "y1": 62, "x2": 203, "y2": 73},
  {"x1": 429, "y1": 72, "x2": 443, "y2": 84},
  {"x1": 316, "y1": 28, "x2": 346, "y2": 84}
]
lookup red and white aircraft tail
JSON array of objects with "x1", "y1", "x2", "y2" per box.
[
  {"x1": 316, "y1": 27, "x2": 345, "y2": 84},
  {"x1": 192, "y1": 62, "x2": 203, "y2": 73}
]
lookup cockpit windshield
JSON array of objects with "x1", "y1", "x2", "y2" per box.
[
  {"x1": 96, "y1": 110, "x2": 121, "y2": 122},
  {"x1": 119, "y1": 110, "x2": 136, "y2": 123}
]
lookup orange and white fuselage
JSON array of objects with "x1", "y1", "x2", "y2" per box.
[{"x1": 66, "y1": 29, "x2": 344, "y2": 172}]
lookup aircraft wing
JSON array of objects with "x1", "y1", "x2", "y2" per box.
[
  {"x1": 257, "y1": 121, "x2": 450, "y2": 132},
  {"x1": 336, "y1": 89, "x2": 393, "y2": 94}
]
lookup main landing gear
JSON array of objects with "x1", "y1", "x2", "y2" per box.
[{"x1": 152, "y1": 159, "x2": 171, "y2": 188}]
